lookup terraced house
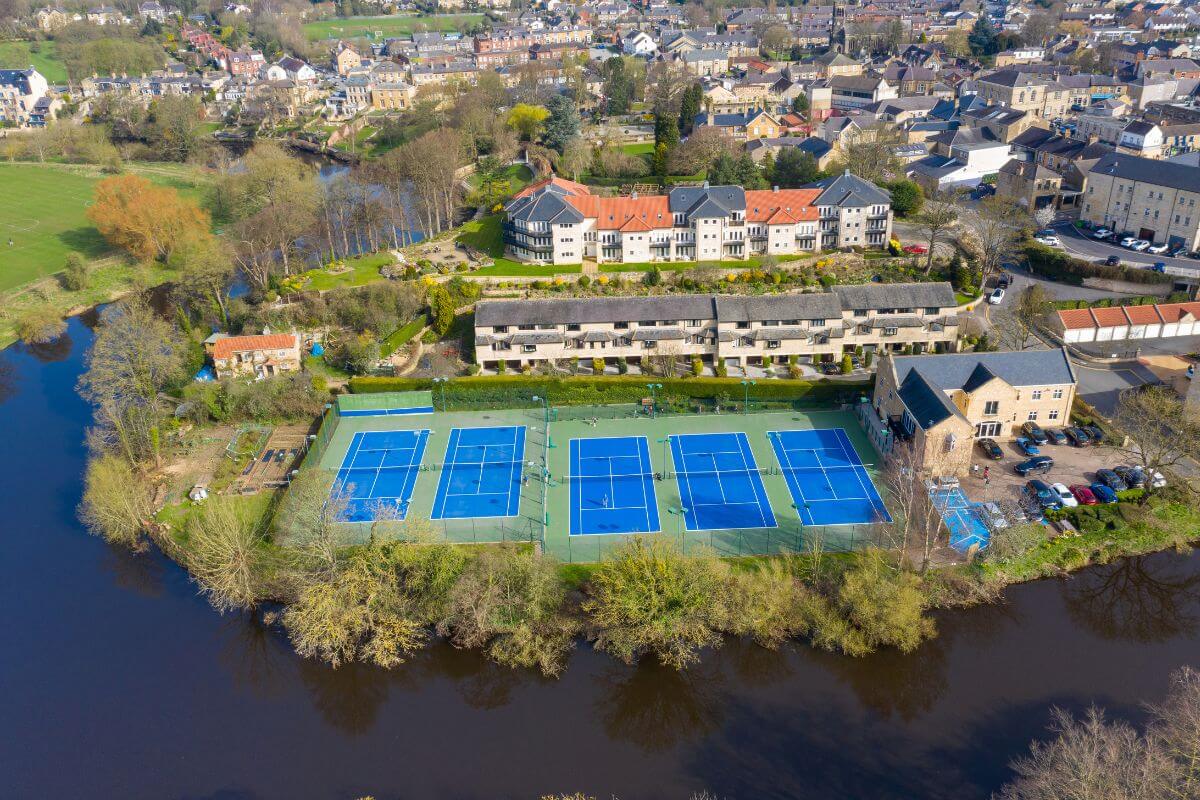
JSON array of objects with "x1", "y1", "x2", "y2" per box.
[
  {"x1": 473, "y1": 282, "x2": 958, "y2": 372},
  {"x1": 501, "y1": 174, "x2": 893, "y2": 265}
]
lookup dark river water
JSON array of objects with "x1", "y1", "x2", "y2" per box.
[{"x1": 2, "y1": 316, "x2": 1199, "y2": 800}]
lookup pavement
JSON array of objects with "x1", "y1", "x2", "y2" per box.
[{"x1": 1051, "y1": 220, "x2": 1200, "y2": 275}]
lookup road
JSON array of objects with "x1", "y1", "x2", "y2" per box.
[{"x1": 1051, "y1": 220, "x2": 1200, "y2": 275}]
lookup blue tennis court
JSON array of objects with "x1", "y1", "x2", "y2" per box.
[
  {"x1": 335, "y1": 429, "x2": 430, "y2": 522},
  {"x1": 932, "y1": 486, "x2": 990, "y2": 552},
  {"x1": 669, "y1": 432, "x2": 777, "y2": 531},
  {"x1": 768, "y1": 428, "x2": 891, "y2": 526},
  {"x1": 569, "y1": 436, "x2": 661, "y2": 536},
  {"x1": 431, "y1": 426, "x2": 526, "y2": 520}
]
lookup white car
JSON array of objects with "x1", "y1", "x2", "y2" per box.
[
  {"x1": 1035, "y1": 235, "x2": 1061, "y2": 247},
  {"x1": 1147, "y1": 242, "x2": 1170, "y2": 254},
  {"x1": 1149, "y1": 470, "x2": 1167, "y2": 489},
  {"x1": 1092, "y1": 228, "x2": 1113, "y2": 239},
  {"x1": 1052, "y1": 482, "x2": 1079, "y2": 508},
  {"x1": 988, "y1": 287, "x2": 1005, "y2": 304},
  {"x1": 1131, "y1": 240, "x2": 1152, "y2": 251},
  {"x1": 1120, "y1": 236, "x2": 1139, "y2": 248}
]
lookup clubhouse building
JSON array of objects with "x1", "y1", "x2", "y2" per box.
[
  {"x1": 474, "y1": 282, "x2": 960, "y2": 372},
  {"x1": 501, "y1": 172, "x2": 894, "y2": 266}
]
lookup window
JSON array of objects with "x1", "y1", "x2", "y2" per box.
[
  {"x1": 522, "y1": 344, "x2": 537, "y2": 353},
  {"x1": 613, "y1": 322, "x2": 629, "y2": 330},
  {"x1": 762, "y1": 319, "x2": 780, "y2": 326},
  {"x1": 766, "y1": 340, "x2": 781, "y2": 349},
  {"x1": 924, "y1": 307, "x2": 940, "y2": 314},
  {"x1": 492, "y1": 325, "x2": 509, "y2": 333},
  {"x1": 642, "y1": 340, "x2": 657, "y2": 349},
  {"x1": 1052, "y1": 388, "x2": 1064, "y2": 399},
  {"x1": 1048, "y1": 409, "x2": 1060, "y2": 420},
  {"x1": 984, "y1": 400, "x2": 1000, "y2": 415},
  {"x1": 737, "y1": 321, "x2": 750, "y2": 330},
  {"x1": 639, "y1": 320, "x2": 656, "y2": 327},
  {"x1": 1027, "y1": 411, "x2": 1038, "y2": 421},
  {"x1": 883, "y1": 326, "x2": 898, "y2": 336},
  {"x1": 1031, "y1": 390, "x2": 1042, "y2": 400},
  {"x1": 567, "y1": 324, "x2": 581, "y2": 331},
  {"x1": 975, "y1": 421, "x2": 1002, "y2": 437},
  {"x1": 518, "y1": 324, "x2": 535, "y2": 331},
  {"x1": 688, "y1": 319, "x2": 703, "y2": 327}
]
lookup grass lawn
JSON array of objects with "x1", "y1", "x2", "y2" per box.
[
  {"x1": 381, "y1": 314, "x2": 427, "y2": 353},
  {"x1": 303, "y1": 13, "x2": 483, "y2": 41},
  {"x1": 302, "y1": 251, "x2": 397, "y2": 291},
  {"x1": 0, "y1": 40, "x2": 68, "y2": 83},
  {"x1": 620, "y1": 141, "x2": 655, "y2": 156},
  {"x1": 455, "y1": 214, "x2": 582, "y2": 276},
  {"x1": 465, "y1": 164, "x2": 534, "y2": 193},
  {"x1": 0, "y1": 162, "x2": 207, "y2": 295},
  {"x1": 303, "y1": 353, "x2": 352, "y2": 381}
]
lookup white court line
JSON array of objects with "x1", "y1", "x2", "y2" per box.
[
  {"x1": 734, "y1": 432, "x2": 773, "y2": 527},
  {"x1": 636, "y1": 437, "x2": 652, "y2": 533},
  {"x1": 834, "y1": 428, "x2": 890, "y2": 520}
]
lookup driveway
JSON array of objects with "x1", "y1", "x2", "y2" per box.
[
  {"x1": 1051, "y1": 220, "x2": 1200, "y2": 275},
  {"x1": 1072, "y1": 360, "x2": 1160, "y2": 417}
]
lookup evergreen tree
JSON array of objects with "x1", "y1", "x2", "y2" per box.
[
  {"x1": 654, "y1": 113, "x2": 680, "y2": 150},
  {"x1": 678, "y1": 83, "x2": 703, "y2": 135},
  {"x1": 735, "y1": 152, "x2": 766, "y2": 189},
  {"x1": 652, "y1": 142, "x2": 669, "y2": 178},
  {"x1": 969, "y1": 17, "x2": 999, "y2": 57},
  {"x1": 771, "y1": 148, "x2": 820, "y2": 188},
  {"x1": 542, "y1": 94, "x2": 580, "y2": 154},
  {"x1": 708, "y1": 152, "x2": 738, "y2": 185},
  {"x1": 602, "y1": 58, "x2": 634, "y2": 115}
]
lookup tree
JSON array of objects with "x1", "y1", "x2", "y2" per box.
[
  {"x1": 792, "y1": 92, "x2": 810, "y2": 116},
  {"x1": 652, "y1": 142, "x2": 669, "y2": 178},
  {"x1": 88, "y1": 174, "x2": 210, "y2": 262},
  {"x1": 969, "y1": 17, "x2": 1000, "y2": 56},
  {"x1": 1147, "y1": 666, "x2": 1200, "y2": 791},
  {"x1": 1002, "y1": 283, "x2": 1054, "y2": 351},
  {"x1": 678, "y1": 82, "x2": 703, "y2": 135},
  {"x1": 186, "y1": 497, "x2": 268, "y2": 613},
  {"x1": 772, "y1": 148, "x2": 820, "y2": 188},
  {"x1": 554, "y1": 137, "x2": 590, "y2": 181},
  {"x1": 761, "y1": 24, "x2": 791, "y2": 55},
  {"x1": 1022, "y1": 11, "x2": 1056, "y2": 45},
  {"x1": 61, "y1": 252, "x2": 89, "y2": 291},
  {"x1": 78, "y1": 297, "x2": 188, "y2": 465},
  {"x1": 147, "y1": 94, "x2": 205, "y2": 162},
  {"x1": 834, "y1": 551, "x2": 936, "y2": 653},
  {"x1": 541, "y1": 94, "x2": 579, "y2": 153},
  {"x1": 959, "y1": 197, "x2": 1025, "y2": 282},
  {"x1": 169, "y1": 234, "x2": 235, "y2": 325},
  {"x1": 78, "y1": 454, "x2": 153, "y2": 551},
  {"x1": 886, "y1": 179, "x2": 924, "y2": 218},
  {"x1": 943, "y1": 29, "x2": 970, "y2": 58},
  {"x1": 1113, "y1": 386, "x2": 1200, "y2": 498},
  {"x1": 429, "y1": 284, "x2": 456, "y2": 336},
  {"x1": 602, "y1": 56, "x2": 635, "y2": 115},
  {"x1": 585, "y1": 538, "x2": 730, "y2": 669},
  {"x1": 506, "y1": 103, "x2": 549, "y2": 143},
  {"x1": 912, "y1": 202, "x2": 958, "y2": 274},
  {"x1": 15, "y1": 305, "x2": 67, "y2": 345},
  {"x1": 653, "y1": 112, "x2": 680, "y2": 151},
  {"x1": 1034, "y1": 205, "x2": 1056, "y2": 231},
  {"x1": 830, "y1": 128, "x2": 903, "y2": 184}
]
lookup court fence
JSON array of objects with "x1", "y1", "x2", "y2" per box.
[
  {"x1": 546, "y1": 524, "x2": 885, "y2": 563},
  {"x1": 301, "y1": 403, "x2": 342, "y2": 470}
]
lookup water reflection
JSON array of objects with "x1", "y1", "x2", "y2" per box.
[
  {"x1": 1062, "y1": 555, "x2": 1200, "y2": 642},
  {"x1": 99, "y1": 542, "x2": 167, "y2": 599},
  {"x1": 595, "y1": 658, "x2": 725, "y2": 752},
  {"x1": 21, "y1": 332, "x2": 74, "y2": 363},
  {"x1": 297, "y1": 658, "x2": 392, "y2": 736},
  {"x1": 0, "y1": 357, "x2": 16, "y2": 405},
  {"x1": 217, "y1": 610, "x2": 292, "y2": 699}
]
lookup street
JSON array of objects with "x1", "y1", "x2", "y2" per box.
[{"x1": 1051, "y1": 219, "x2": 1200, "y2": 275}]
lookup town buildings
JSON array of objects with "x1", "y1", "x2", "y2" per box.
[
  {"x1": 0, "y1": 67, "x2": 54, "y2": 127},
  {"x1": 1081, "y1": 153, "x2": 1200, "y2": 251}
]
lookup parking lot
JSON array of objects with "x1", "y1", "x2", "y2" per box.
[{"x1": 963, "y1": 430, "x2": 1139, "y2": 525}]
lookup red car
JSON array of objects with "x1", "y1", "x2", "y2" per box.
[
  {"x1": 902, "y1": 244, "x2": 928, "y2": 254},
  {"x1": 1069, "y1": 484, "x2": 1098, "y2": 505}
]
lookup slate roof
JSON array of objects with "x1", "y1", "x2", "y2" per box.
[
  {"x1": 669, "y1": 185, "x2": 746, "y2": 217},
  {"x1": 1087, "y1": 151, "x2": 1200, "y2": 193},
  {"x1": 898, "y1": 368, "x2": 961, "y2": 430},
  {"x1": 715, "y1": 293, "x2": 844, "y2": 322},
  {"x1": 834, "y1": 282, "x2": 956, "y2": 310},
  {"x1": 890, "y1": 348, "x2": 1076, "y2": 392},
  {"x1": 805, "y1": 171, "x2": 892, "y2": 208},
  {"x1": 475, "y1": 296, "x2": 718, "y2": 327}
]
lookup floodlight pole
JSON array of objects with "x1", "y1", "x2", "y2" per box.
[
  {"x1": 432, "y1": 376, "x2": 448, "y2": 411},
  {"x1": 647, "y1": 383, "x2": 662, "y2": 418},
  {"x1": 532, "y1": 394, "x2": 549, "y2": 426},
  {"x1": 741, "y1": 379, "x2": 756, "y2": 414},
  {"x1": 656, "y1": 436, "x2": 669, "y2": 473}
]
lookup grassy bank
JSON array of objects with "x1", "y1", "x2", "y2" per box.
[{"x1": 0, "y1": 40, "x2": 68, "y2": 83}]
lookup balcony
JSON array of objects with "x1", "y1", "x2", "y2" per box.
[{"x1": 502, "y1": 230, "x2": 552, "y2": 252}]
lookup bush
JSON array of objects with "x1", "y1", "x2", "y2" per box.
[
  {"x1": 182, "y1": 373, "x2": 331, "y2": 424},
  {"x1": 1024, "y1": 243, "x2": 1172, "y2": 287},
  {"x1": 61, "y1": 252, "x2": 90, "y2": 291},
  {"x1": 715, "y1": 360, "x2": 728, "y2": 377},
  {"x1": 617, "y1": 357, "x2": 628, "y2": 374},
  {"x1": 841, "y1": 354, "x2": 853, "y2": 374},
  {"x1": 691, "y1": 356, "x2": 703, "y2": 377},
  {"x1": 15, "y1": 305, "x2": 67, "y2": 344},
  {"x1": 591, "y1": 357, "x2": 605, "y2": 374}
]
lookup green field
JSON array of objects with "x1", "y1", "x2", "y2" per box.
[
  {"x1": 0, "y1": 162, "x2": 206, "y2": 294},
  {"x1": 309, "y1": 403, "x2": 884, "y2": 562},
  {"x1": 303, "y1": 13, "x2": 485, "y2": 41},
  {"x1": 456, "y1": 213, "x2": 582, "y2": 276},
  {"x1": 0, "y1": 40, "x2": 68, "y2": 83}
]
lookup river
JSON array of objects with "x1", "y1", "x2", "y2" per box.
[{"x1": 2, "y1": 316, "x2": 1198, "y2": 799}]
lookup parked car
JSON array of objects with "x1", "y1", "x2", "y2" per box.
[
  {"x1": 988, "y1": 287, "x2": 1005, "y2": 304},
  {"x1": 1089, "y1": 483, "x2": 1119, "y2": 504},
  {"x1": 996, "y1": 274, "x2": 1010, "y2": 289},
  {"x1": 1102, "y1": 255, "x2": 1121, "y2": 267},
  {"x1": 1081, "y1": 424, "x2": 1105, "y2": 445},
  {"x1": 1132, "y1": 239, "x2": 1152, "y2": 251},
  {"x1": 1022, "y1": 421, "x2": 1049, "y2": 444},
  {"x1": 980, "y1": 501, "x2": 1009, "y2": 530},
  {"x1": 821, "y1": 362, "x2": 841, "y2": 375},
  {"x1": 1148, "y1": 470, "x2": 1167, "y2": 489},
  {"x1": 1114, "y1": 465, "x2": 1147, "y2": 488},
  {"x1": 1035, "y1": 235, "x2": 1061, "y2": 247},
  {"x1": 1092, "y1": 228, "x2": 1113, "y2": 240},
  {"x1": 1069, "y1": 484, "x2": 1098, "y2": 505},
  {"x1": 1169, "y1": 244, "x2": 1188, "y2": 257},
  {"x1": 1120, "y1": 236, "x2": 1139, "y2": 248},
  {"x1": 1096, "y1": 468, "x2": 1128, "y2": 491},
  {"x1": 902, "y1": 243, "x2": 928, "y2": 254},
  {"x1": 1015, "y1": 436, "x2": 1041, "y2": 456},
  {"x1": 1148, "y1": 242, "x2": 1170, "y2": 254},
  {"x1": 977, "y1": 437, "x2": 1004, "y2": 460},
  {"x1": 1015, "y1": 455, "x2": 1054, "y2": 476},
  {"x1": 1063, "y1": 426, "x2": 1091, "y2": 447},
  {"x1": 1046, "y1": 428, "x2": 1068, "y2": 445},
  {"x1": 1026, "y1": 479, "x2": 1062, "y2": 510},
  {"x1": 1051, "y1": 482, "x2": 1079, "y2": 507}
]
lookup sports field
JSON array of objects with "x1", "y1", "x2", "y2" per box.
[
  {"x1": 303, "y1": 13, "x2": 484, "y2": 41},
  {"x1": 0, "y1": 163, "x2": 207, "y2": 294},
  {"x1": 310, "y1": 395, "x2": 892, "y2": 562}
]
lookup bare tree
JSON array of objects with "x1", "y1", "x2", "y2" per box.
[
  {"x1": 913, "y1": 202, "x2": 959, "y2": 274},
  {"x1": 959, "y1": 197, "x2": 1027, "y2": 283},
  {"x1": 1112, "y1": 385, "x2": 1200, "y2": 497},
  {"x1": 998, "y1": 283, "x2": 1054, "y2": 351},
  {"x1": 878, "y1": 443, "x2": 950, "y2": 572}
]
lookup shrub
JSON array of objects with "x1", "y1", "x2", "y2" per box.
[
  {"x1": 617, "y1": 357, "x2": 628, "y2": 374},
  {"x1": 15, "y1": 305, "x2": 67, "y2": 344},
  {"x1": 841, "y1": 354, "x2": 853, "y2": 374},
  {"x1": 61, "y1": 252, "x2": 90, "y2": 291},
  {"x1": 591, "y1": 357, "x2": 605, "y2": 374},
  {"x1": 1024, "y1": 243, "x2": 1172, "y2": 286},
  {"x1": 691, "y1": 356, "x2": 703, "y2": 377},
  {"x1": 715, "y1": 360, "x2": 728, "y2": 377}
]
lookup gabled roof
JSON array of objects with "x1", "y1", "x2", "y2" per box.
[
  {"x1": 212, "y1": 334, "x2": 297, "y2": 359},
  {"x1": 898, "y1": 368, "x2": 962, "y2": 430},
  {"x1": 744, "y1": 188, "x2": 821, "y2": 222},
  {"x1": 833, "y1": 282, "x2": 957, "y2": 310},
  {"x1": 805, "y1": 171, "x2": 891, "y2": 208},
  {"x1": 1088, "y1": 151, "x2": 1200, "y2": 192},
  {"x1": 669, "y1": 185, "x2": 745, "y2": 217}
]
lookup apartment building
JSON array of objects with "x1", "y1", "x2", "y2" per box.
[
  {"x1": 973, "y1": 70, "x2": 1080, "y2": 119},
  {"x1": 501, "y1": 173, "x2": 893, "y2": 266},
  {"x1": 871, "y1": 349, "x2": 1078, "y2": 477},
  {"x1": 473, "y1": 282, "x2": 959, "y2": 371},
  {"x1": 1081, "y1": 152, "x2": 1200, "y2": 251},
  {"x1": 0, "y1": 67, "x2": 50, "y2": 127}
]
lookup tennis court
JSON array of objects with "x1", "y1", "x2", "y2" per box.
[
  {"x1": 669, "y1": 432, "x2": 777, "y2": 532},
  {"x1": 768, "y1": 428, "x2": 891, "y2": 526},
  {"x1": 334, "y1": 429, "x2": 430, "y2": 522},
  {"x1": 932, "y1": 486, "x2": 990, "y2": 552},
  {"x1": 431, "y1": 426, "x2": 527, "y2": 520},
  {"x1": 569, "y1": 436, "x2": 661, "y2": 536}
]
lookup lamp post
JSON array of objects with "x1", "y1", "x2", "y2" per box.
[
  {"x1": 740, "y1": 379, "x2": 756, "y2": 414},
  {"x1": 656, "y1": 436, "x2": 670, "y2": 473},
  {"x1": 667, "y1": 506, "x2": 690, "y2": 536},
  {"x1": 532, "y1": 394, "x2": 549, "y2": 426},
  {"x1": 432, "y1": 376, "x2": 448, "y2": 412},
  {"x1": 647, "y1": 383, "x2": 662, "y2": 418}
]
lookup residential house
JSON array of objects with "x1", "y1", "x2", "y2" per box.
[
  {"x1": 694, "y1": 109, "x2": 782, "y2": 140},
  {"x1": 621, "y1": 30, "x2": 656, "y2": 56},
  {"x1": 333, "y1": 42, "x2": 363, "y2": 76},
  {"x1": 997, "y1": 158, "x2": 1063, "y2": 209},
  {"x1": 0, "y1": 68, "x2": 51, "y2": 128},
  {"x1": 207, "y1": 334, "x2": 302, "y2": 380},
  {"x1": 827, "y1": 74, "x2": 897, "y2": 109},
  {"x1": 871, "y1": 349, "x2": 1078, "y2": 477}
]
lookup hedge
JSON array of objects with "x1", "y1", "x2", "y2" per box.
[
  {"x1": 1023, "y1": 243, "x2": 1172, "y2": 287},
  {"x1": 348, "y1": 374, "x2": 873, "y2": 410}
]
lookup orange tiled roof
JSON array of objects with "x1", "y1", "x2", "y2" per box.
[
  {"x1": 1156, "y1": 302, "x2": 1200, "y2": 323},
  {"x1": 1123, "y1": 304, "x2": 1164, "y2": 324},
  {"x1": 512, "y1": 175, "x2": 592, "y2": 200},
  {"x1": 1056, "y1": 308, "x2": 1097, "y2": 330},
  {"x1": 1090, "y1": 306, "x2": 1131, "y2": 327},
  {"x1": 744, "y1": 189, "x2": 821, "y2": 222},
  {"x1": 212, "y1": 334, "x2": 298, "y2": 360},
  {"x1": 566, "y1": 194, "x2": 671, "y2": 230}
]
